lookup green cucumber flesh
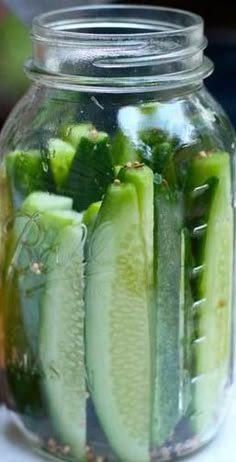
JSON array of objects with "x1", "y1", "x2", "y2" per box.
[
  {"x1": 39, "y1": 223, "x2": 86, "y2": 460},
  {"x1": 118, "y1": 165, "x2": 155, "y2": 430},
  {"x1": 4, "y1": 193, "x2": 86, "y2": 454},
  {"x1": 118, "y1": 165, "x2": 154, "y2": 279},
  {"x1": 7, "y1": 193, "x2": 77, "y2": 355},
  {"x1": 111, "y1": 131, "x2": 138, "y2": 165},
  {"x1": 82, "y1": 201, "x2": 101, "y2": 230},
  {"x1": 21, "y1": 191, "x2": 73, "y2": 214},
  {"x1": 114, "y1": 165, "x2": 122, "y2": 177},
  {"x1": 5, "y1": 192, "x2": 73, "y2": 277},
  {"x1": 82, "y1": 201, "x2": 101, "y2": 251},
  {"x1": 60, "y1": 122, "x2": 94, "y2": 148},
  {"x1": 139, "y1": 102, "x2": 159, "y2": 114},
  {"x1": 86, "y1": 182, "x2": 151, "y2": 462},
  {"x1": 8, "y1": 193, "x2": 86, "y2": 459},
  {"x1": 48, "y1": 138, "x2": 75, "y2": 188},
  {"x1": 186, "y1": 151, "x2": 233, "y2": 434},
  {"x1": 152, "y1": 180, "x2": 183, "y2": 446}
]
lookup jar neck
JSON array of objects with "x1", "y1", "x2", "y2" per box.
[{"x1": 26, "y1": 5, "x2": 214, "y2": 93}]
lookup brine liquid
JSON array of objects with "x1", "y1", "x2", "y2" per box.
[{"x1": 0, "y1": 96, "x2": 234, "y2": 462}]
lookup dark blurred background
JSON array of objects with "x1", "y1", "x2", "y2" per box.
[{"x1": 0, "y1": 0, "x2": 235, "y2": 128}]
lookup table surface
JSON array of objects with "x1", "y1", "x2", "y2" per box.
[{"x1": 0, "y1": 385, "x2": 236, "y2": 462}]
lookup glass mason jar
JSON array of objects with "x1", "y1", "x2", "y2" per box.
[{"x1": 0, "y1": 5, "x2": 235, "y2": 462}]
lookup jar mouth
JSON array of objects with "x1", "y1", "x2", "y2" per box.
[
  {"x1": 28, "y1": 5, "x2": 213, "y2": 93},
  {"x1": 33, "y1": 5, "x2": 203, "y2": 40}
]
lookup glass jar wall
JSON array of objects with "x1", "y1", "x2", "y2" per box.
[{"x1": 0, "y1": 6, "x2": 235, "y2": 462}]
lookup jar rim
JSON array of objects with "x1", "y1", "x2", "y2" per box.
[
  {"x1": 32, "y1": 4, "x2": 203, "y2": 41},
  {"x1": 28, "y1": 4, "x2": 213, "y2": 93}
]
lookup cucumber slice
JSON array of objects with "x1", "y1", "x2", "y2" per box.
[
  {"x1": 152, "y1": 179, "x2": 183, "y2": 446},
  {"x1": 181, "y1": 228, "x2": 195, "y2": 415},
  {"x1": 118, "y1": 164, "x2": 154, "y2": 279},
  {"x1": 82, "y1": 201, "x2": 101, "y2": 247},
  {"x1": 118, "y1": 164, "x2": 154, "y2": 319},
  {"x1": 6, "y1": 192, "x2": 86, "y2": 457},
  {"x1": 48, "y1": 138, "x2": 75, "y2": 188},
  {"x1": 82, "y1": 201, "x2": 101, "y2": 230},
  {"x1": 118, "y1": 164, "x2": 154, "y2": 403},
  {"x1": 60, "y1": 122, "x2": 93, "y2": 148},
  {"x1": 2, "y1": 176, "x2": 42, "y2": 417},
  {"x1": 114, "y1": 165, "x2": 122, "y2": 177},
  {"x1": 8, "y1": 193, "x2": 75, "y2": 354},
  {"x1": 39, "y1": 223, "x2": 86, "y2": 460},
  {"x1": 5, "y1": 150, "x2": 54, "y2": 207},
  {"x1": 140, "y1": 102, "x2": 159, "y2": 114},
  {"x1": 111, "y1": 131, "x2": 138, "y2": 165},
  {"x1": 86, "y1": 182, "x2": 151, "y2": 462},
  {"x1": 186, "y1": 151, "x2": 233, "y2": 434},
  {"x1": 21, "y1": 191, "x2": 73, "y2": 214},
  {"x1": 63, "y1": 128, "x2": 113, "y2": 212}
]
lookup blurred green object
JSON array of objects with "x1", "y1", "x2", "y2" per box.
[{"x1": 0, "y1": 11, "x2": 31, "y2": 105}]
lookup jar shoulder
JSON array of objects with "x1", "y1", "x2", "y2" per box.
[{"x1": 0, "y1": 84, "x2": 235, "y2": 158}]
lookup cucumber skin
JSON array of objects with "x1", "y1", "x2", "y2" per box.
[
  {"x1": 138, "y1": 129, "x2": 177, "y2": 175},
  {"x1": 5, "y1": 150, "x2": 55, "y2": 207},
  {"x1": 185, "y1": 151, "x2": 233, "y2": 434},
  {"x1": 39, "y1": 224, "x2": 86, "y2": 460},
  {"x1": 181, "y1": 229, "x2": 195, "y2": 415},
  {"x1": 86, "y1": 183, "x2": 151, "y2": 462},
  {"x1": 112, "y1": 128, "x2": 177, "y2": 174},
  {"x1": 63, "y1": 131, "x2": 114, "y2": 212},
  {"x1": 152, "y1": 181, "x2": 183, "y2": 446}
]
